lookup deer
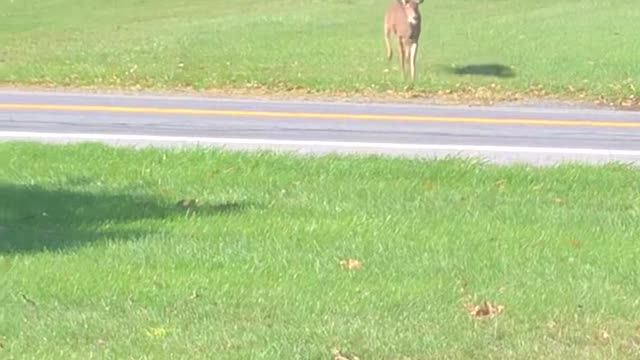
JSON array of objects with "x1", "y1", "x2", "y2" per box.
[{"x1": 384, "y1": 0, "x2": 425, "y2": 82}]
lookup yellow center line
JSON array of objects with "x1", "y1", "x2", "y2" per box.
[{"x1": 1, "y1": 103, "x2": 640, "y2": 128}]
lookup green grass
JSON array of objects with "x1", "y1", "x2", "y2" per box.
[
  {"x1": 1, "y1": 0, "x2": 638, "y2": 104},
  {"x1": 1, "y1": 142, "x2": 640, "y2": 359}
]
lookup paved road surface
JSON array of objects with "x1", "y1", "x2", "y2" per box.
[{"x1": 2, "y1": 89, "x2": 640, "y2": 165}]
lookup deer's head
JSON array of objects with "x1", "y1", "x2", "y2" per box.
[{"x1": 401, "y1": 0, "x2": 424, "y2": 25}]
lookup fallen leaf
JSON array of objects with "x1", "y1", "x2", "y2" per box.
[
  {"x1": 331, "y1": 347, "x2": 360, "y2": 360},
  {"x1": 569, "y1": 239, "x2": 583, "y2": 249},
  {"x1": 598, "y1": 329, "x2": 611, "y2": 343},
  {"x1": 339, "y1": 259, "x2": 363, "y2": 270},
  {"x1": 423, "y1": 180, "x2": 434, "y2": 191},
  {"x1": 467, "y1": 300, "x2": 505, "y2": 319},
  {"x1": 553, "y1": 197, "x2": 566, "y2": 205}
]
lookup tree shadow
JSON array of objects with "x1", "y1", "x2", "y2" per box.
[
  {"x1": 0, "y1": 183, "x2": 253, "y2": 253},
  {"x1": 440, "y1": 63, "x2": 516, "y2": 78}
]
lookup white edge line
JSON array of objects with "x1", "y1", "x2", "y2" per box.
[{"x1": 1, "y1": 131, "x2": 640, "y2": 157}]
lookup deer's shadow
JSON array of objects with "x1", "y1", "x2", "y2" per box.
[
  {"x1": 0, "y1": 183, "x2": 254, "y2": 253},
  {"x1": 439, "y1": 63, "x2": 516, "y2": 78}
]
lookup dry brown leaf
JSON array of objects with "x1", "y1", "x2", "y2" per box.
[
  {"x1": 339, "y1": 259, "x2": 363, "y2": 270},
  {"x1": 467, "y1": 300, "x2": 505, "y2": 319},
  {"x1": 598, "y1": 329, "x2": 611, "y2": 343},
  {"x1": 569, "y1": 239, "x2": 583, "y2": 249},
  {"x1": 331, "y1": 347, "x2": 360, "y2": 360},
  {"x1": 423, "y1": 180, "x2": 434, "y2": 191}
]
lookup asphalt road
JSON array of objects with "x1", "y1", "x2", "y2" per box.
[{"x1": 2, "y1": 89, "x2": 640, "y2": 165}]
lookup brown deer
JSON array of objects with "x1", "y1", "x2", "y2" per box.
[{"x1": 384, "y1": 0, "x2": 425, "y2": 82}]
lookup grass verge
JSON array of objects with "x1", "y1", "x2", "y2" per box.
[
  {"x1": 1, "y1": 0, "x2": 638, "y2": 107},
  {"x1": 1, "y1": 142, "x2": 640, "y2": 359}
]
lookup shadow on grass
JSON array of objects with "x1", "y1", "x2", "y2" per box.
[
  {"x1": 440, "y1": 63, "x2": 516, "y2": 78},
  {"x1": 0, "y1": 183, "x2": 252, "y2": 253}
]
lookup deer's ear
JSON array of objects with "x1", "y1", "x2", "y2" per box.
[{"x1": 401, "y1": 0, "x2": 410, "y2": 4}]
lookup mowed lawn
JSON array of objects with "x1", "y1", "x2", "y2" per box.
[
  {"x1": 1, "y1": 142, "x2": 640, "y2": 359},
  {"x1": 0, "y1": 0, "x2": 638, "y2": 103}
]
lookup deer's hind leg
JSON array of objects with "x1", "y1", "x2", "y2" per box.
[
  {"x1": 398, "y1": 39, "x2": 406, "y2": 80},
  {"x1": 384, "y1": 26, "x2": 393, "y2": 61}
]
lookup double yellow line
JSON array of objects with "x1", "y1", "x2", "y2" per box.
[{"x1": 2, "y1": 103, "x2": 639, "y2": 128}]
